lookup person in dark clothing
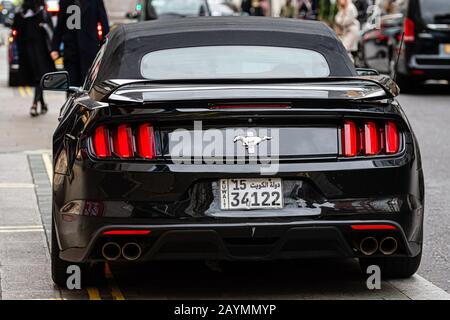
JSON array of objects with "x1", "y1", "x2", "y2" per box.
[
  {"x1": 12, "y1": 0, "x2": 55, "y2": 117},
  {"x1": 251, "y1": 0, "x2": 266, "y2": 16},
  {"x1": 298, "y1": 0, "x2": 313, "y2": 19},
  {"x1": 50, "y1": 0, "x2": 109, "y2": 87},
  {"x1": 241, "y1": 0, "x2": 252, "y2": 15},
  {"x1": 144, "y1": 1, "x2": 157, "y2": 20},
  {"x1": 353, "y1": 0, "x2": 369, "y2": 24}
]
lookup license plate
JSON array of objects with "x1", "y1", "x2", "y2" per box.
[
  {"x1": 220, "y1": 178, "x2": 283, "y2": 210},
  {"x1": 444, "y1": 44, "x2": 450, "y2": 55}
]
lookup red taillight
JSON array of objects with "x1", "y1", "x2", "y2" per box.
[
  {"x1": 350, "y1": 224, "x2": 397, "y2": 231},
  {"x1": 114, "y1": 124, "x2": 134, "y2": 158},
  {"x1": 97, "y1": 22, "x2": 103, "y2": 40},
  {"x1": 364, "y1": 121, "x2": 380, "y2": 156},
  {"x1": 342, "y1": 120, "x2": 400, "y2": 158},
  {"x1": 103, "y1": 230, "x2": 152, "y2": 235},
  {"x1": 92, "y1": 123, "x2": 157, "y2": 160},
  {"x1": 342, "y1": 121, "x2": 358, "y2": 157},
  {"x1": 403, "y1": 18, "x2": 415, "y2": 43},
  {"x1": 376, "y1": 33, "x2": 389, "y2": 42},
  {"x1": 93, "y1": 126, "x2": 111, "y2": 158},
  {"x1": 137, "y1": 124, "x2": 156, "y2": 159},
  {"x1": 210, "y1": 104, "x2": 291, "y2": 109},
  {"x1": 11, "y1": 29, "x2": 17, "y2": 38},
  {"x1": 411, "y1": 69, "x2": 425, "y2": 75},
  {"x1": 385, "y1": 121, "x2": 399, "y2": 154}
]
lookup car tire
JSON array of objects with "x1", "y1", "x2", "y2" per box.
[
  {"x1": 359, "y1": 252, "x2": 422, "y2": 279},
  {"x1": 51, "y1": 220, "x2": 105, "y2": 288}
]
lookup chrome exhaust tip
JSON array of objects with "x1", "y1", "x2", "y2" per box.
[
  {"x1": 102, "y1": 242, "x2": 121, "y2": 261},
  {"x1": 359, "y1": 237, "x2": 379, "y2": 256},
  {"x1": 379, "y1": 237, "x2": 398, "y2": 255},
  {"x1": 122, "y1": 242, "x2": 142, "y2": 261}
]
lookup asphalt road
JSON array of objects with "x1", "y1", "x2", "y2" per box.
[
  {"x1": 0, "y1": 25, "x2": 449, "y2": 300},
  {"x1": 396, "y1": 85, "x2": 450, "y2": 293}
]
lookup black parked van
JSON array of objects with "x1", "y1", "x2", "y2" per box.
[{"x1": 393, "y1": 0, "x2": 450, "y2": 89}]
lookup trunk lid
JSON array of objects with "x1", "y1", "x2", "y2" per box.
[{"x1": 160, "y1": 123, "x2": 339, "y2": 162}]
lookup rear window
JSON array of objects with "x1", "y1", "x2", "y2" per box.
[
  {"x1": 419, "y1": 0, "x2": 450, "y2": 24},
  {"x1": 140, "y1": 45, "x2": 330, "y2": 80},
  {"x1": 151, "y1": 0, "x2": 208, "y2": 17}
]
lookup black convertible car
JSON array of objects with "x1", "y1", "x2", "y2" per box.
[{"x1": 42, "y1": 18, "x2": 424, "y2": 287}]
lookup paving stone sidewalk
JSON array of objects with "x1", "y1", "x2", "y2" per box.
[{"x1": 0, "y1": 152, "x2": 60, "y2": 299}]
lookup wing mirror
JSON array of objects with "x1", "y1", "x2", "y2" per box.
[
  {"x1": 41, "y1": 71, "x2": 79, "y2": 93},
  {"x1": 356, "y1": 68, "x2": 380, "y2": 76}
]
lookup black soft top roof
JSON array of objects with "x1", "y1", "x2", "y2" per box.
[
  {"x1": 96, "y1": 17, "x2": 356, "y2": 84},
  {"x1": 119, "y1": 16, "x2": 338, "y2": 39}
]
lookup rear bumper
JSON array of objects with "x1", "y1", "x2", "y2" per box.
[
  {"x1": 406, "y1": 55, "x2": 450, "y2": 79},
  {"x1": 54, "y1": 138, "x2": 424, "y2": 263},
  {"x1": 58, "y1": 219, "x2": 422, "y2": 263}
]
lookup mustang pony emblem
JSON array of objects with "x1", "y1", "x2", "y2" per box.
[{"x1": 233, "y1": 131, "x2": 272, "y2": 154}]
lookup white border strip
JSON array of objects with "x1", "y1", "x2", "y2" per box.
[
  {"x1": 0, "y1": 225, "x2": 43, "y2": 229},
  {"x1": 0, "y1": 230, "x2": 44, "y2": 233},
  {"x1": 42, "y1": 153, "x2": 53, "y2": 186},
  {"x1": 0, "y1": 225, "x2": 44, "y2": 233}
]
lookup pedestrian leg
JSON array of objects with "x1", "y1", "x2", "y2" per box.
[{"x1": 30, "y1": 84, "x2": 40, "y2": 117}]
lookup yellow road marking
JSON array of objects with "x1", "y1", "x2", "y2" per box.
[
  {"x1": 18, "y1": 86, "x2": 26, "y2": 97},
  {"x1": 105, "y1": 263, "x2": 125, "y2": 300},
  {"x1": 25, "y1": 86, "x2": 33, "y2": 96},
  {"x1": 87, "y1": 287, "x2": 101, "y2": 300},
  {"x1": 55, "y1": 57, "x2": 64, "y2": 67}
]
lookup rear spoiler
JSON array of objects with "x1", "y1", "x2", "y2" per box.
[{"x1": 95, "y1": 75, "x2": 400, "y2": 103}]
